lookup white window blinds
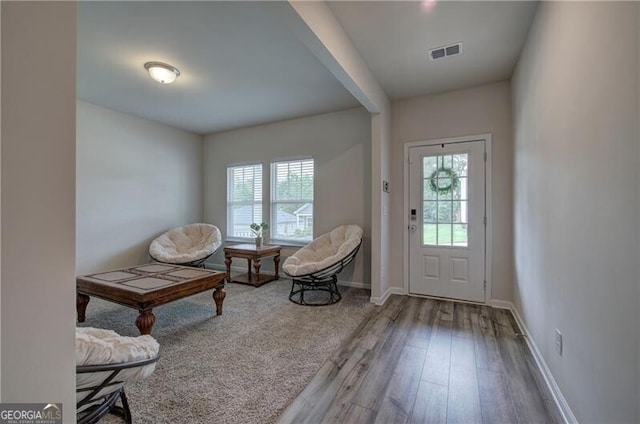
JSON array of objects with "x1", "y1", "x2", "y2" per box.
[
  {"x1": 227, "y1": 164, "x2": 262, "y2": 238},
  {"x1": 271, "y1": 159, "x2": 314, "y2": 242}
]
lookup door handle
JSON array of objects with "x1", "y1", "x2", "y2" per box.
[{"x1": 409, "y1": 224, "x2": 417, "y2": 231}]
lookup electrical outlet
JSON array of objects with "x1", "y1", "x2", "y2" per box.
[
  {"x1": 383, "y1": 180, "x2": 390, "y2": 193},
  {"x1": 555, "y1": 329, "x2": 563, "y2": 356}
]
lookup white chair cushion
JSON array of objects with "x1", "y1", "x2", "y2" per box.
[
  {"x1": 76, "y1": 327, "x2": 160, "y2": 409},
  {"x1": 283, "y1": 225, "x2": 363, "y2": 277},
  {"x1": 149, "y1": 223, "x2": 222, "y2": 264}
]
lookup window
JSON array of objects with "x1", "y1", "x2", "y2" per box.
[
  {"x1": 227, "y1": 164, "x2": 262, "y2": 238},
  {"x1": 271, "y1": 159, "x2": 314, "y2": 242},
  {"x1": 423, "y1": 153, "x2": 468, "y2": 246}
]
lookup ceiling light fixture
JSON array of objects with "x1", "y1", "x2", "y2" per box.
[
  {"x1": 421, "y1": 0, "x2": 437, "y2": 12},
  {"x1": 144, "y1": 61, "x2": 180, "y2": 84}
]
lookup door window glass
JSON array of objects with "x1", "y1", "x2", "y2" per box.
[{"x1": 422, "y1": 154, "x2": 468, "y2": 246}]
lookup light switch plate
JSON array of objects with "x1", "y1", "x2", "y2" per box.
[{"x1": 555, "y1": 329, "x2": 563, "y2": 356}]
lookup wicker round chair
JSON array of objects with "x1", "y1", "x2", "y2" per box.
[
  {"x1": 149, "y1": 223, "x2": 222, "y2": 268},
  {"x1": 283, "y1": 225, "x2": 363, "y2": 306},
  {"x1": 76, "y1": 327, "x2": 160, "y2": 424}
]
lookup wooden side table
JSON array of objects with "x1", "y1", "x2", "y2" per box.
[{"x1": 224, "y1": 244, "x2": 281, "y2": 287}]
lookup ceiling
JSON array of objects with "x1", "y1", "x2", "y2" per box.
[
  {"x1": 77, "y1": 2, "x2": 359, "y2": 135},
  {"x1": 77, "y1": 1, "x2": 539, "y2": 135},
  {"x1": 327, "y1": 1, "x2": 538, "y2": 99}
]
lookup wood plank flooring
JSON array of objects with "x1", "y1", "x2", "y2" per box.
[{"x1": 278, "y1": 296, "x2": 562, "y2": 424}]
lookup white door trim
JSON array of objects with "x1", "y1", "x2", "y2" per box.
[{"x1": 403, "y1": 134, "x2": 492, "y2": 303}]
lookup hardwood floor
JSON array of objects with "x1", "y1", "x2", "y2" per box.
[{"x1": 278, "y1": 295, "x2": 562, "y2": 424}]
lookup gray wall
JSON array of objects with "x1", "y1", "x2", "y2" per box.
[
  {"x1": 512, "y1": 2, "x2": 639, "y2": 422},
  {"x1": 1, "y1": 2, "x2": 76, "y2": 411},
  {"x1": 76, "y1": 101, "x2": 203, "y2": 274},
  {"x1": 0, "y1": 0, "x2": 3, "y2": 396},
  {"x1": 391, "y1": 81, "x2": 514, "y2": 302},
  {"x1": 204, "y1": 107, "x2": 372, "y2": 286}
]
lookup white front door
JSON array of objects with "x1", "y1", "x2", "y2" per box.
[{"x1": 408, "y1": 140, "x2": 486, "y2": 302}]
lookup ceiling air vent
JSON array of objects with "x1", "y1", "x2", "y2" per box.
[
  {"x1": 428, "y1": 42, "x2": 463, "y2": 60},
  {"x1": 430, "y1": 48, "x2": 446, "y2": 60}
]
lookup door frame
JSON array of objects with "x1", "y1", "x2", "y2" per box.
[{"x1": 403, "y1": 134, "x2": 493, "y2": 303}]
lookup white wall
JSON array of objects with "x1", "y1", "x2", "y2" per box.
[
  {"x1": 512, "y1": 2, "x2": 639, "y2": 422},
  {"x1": 1, "y1": 1, "x2": 76, "y2": 413},
  {"x1": 371, "y1": 111, "x2": 392, "y2": 302},
  {"x1": 0, "y1": 1, "x2": 3, "y2": 398},
  {"x1": 391, "y1": 81, "x2": 514, "y2": 302},
  {"x1": 203, "y1": 107, "x2": 371, "y2": 285},
  {"x1": 76, "y1": 101, "x2": 203, "y2": 274}
]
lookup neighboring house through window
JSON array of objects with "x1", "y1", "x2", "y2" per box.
[
  {"x1": 271, "y1": 159, "x2": 314, "y2": 243},
  {"x1": 227, "y1": 164, "x2": 262, "y2": 238}
]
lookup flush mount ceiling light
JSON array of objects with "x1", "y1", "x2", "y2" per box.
[
  {"x1": 144, "y1": 61, "x2": 180, "y2": 84},
  {"x1": 421, "y1": 0, "x2": 437, "y2": 12}
]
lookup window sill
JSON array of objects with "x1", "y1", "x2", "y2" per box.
[
  {"x1": 224, "y1": 238, "x2": 309, "y2": 248},
  {"x1": 225, "y1": 237, "x2": 254, "y2": 244},
  {"x1": 269, "y1": 240, "x2": 310, "y2": 248}
]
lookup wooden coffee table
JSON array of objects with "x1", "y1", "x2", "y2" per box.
[
  {"x1": 76, "y1": 263, "x2": 226, "y2": 335},
  {"x1": 224, "y1": 244, "x2": 281, "y2": 287}
]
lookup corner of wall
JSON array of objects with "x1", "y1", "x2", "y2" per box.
[
  {"x1": 636, "y1": 2, "x2": 640, "y2": 418},
  {"x1": 369, "y1": 286, "x2": 403, "y2": 306},
  {"x1": 199, "y1": 133, "x2": 206, "y2": 223}
]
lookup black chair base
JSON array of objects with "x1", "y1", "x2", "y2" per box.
[
  {"x1": 77, "y1": 355, "x2": 159, "y2": 424},
  {"x1": 77, "y1": 388, "x2": 131, "y2": 424},
  {"x1": 289, "y1": 276, "x2": 342, "y2": 306},
  {"x1": 285, "y1": 239, "x2": 362, "y2": 307}
]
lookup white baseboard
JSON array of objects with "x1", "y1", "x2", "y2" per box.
[
  {"x1": 488, "y1": 299, "x2": 513, "y2": 310},
  {"x1": 370, "y1": 286, "x2": 404, "y2": 305},
  {"x1": 507, "y1": 303, "x2": 578, "y2": 424}
]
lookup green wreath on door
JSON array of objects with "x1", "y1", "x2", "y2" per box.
[{"x1": 428, "y1": 167, "x2": 460, "y2": 195}]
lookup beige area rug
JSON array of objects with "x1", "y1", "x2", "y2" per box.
[{"x1": 78, "y1": 278, "x2": 376, "y2": 424}]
